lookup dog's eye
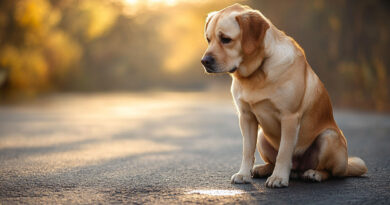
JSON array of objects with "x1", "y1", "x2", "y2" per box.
[{"x1": 220, "y1": 36, "x2": 232, "y2": 44}]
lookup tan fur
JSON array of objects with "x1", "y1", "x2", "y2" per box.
[
  {"x1": 201, "y1": 4, "x2": 367, "y2": 188},
  {"x1": 235, "y1": 11, "x2": 269, "y2": 55},
  {"x1": 347, "y1": 157, "x2": 368, "y2": 176}
]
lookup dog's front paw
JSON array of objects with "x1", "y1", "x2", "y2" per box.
[
  {"x1": 265, "y1": 174, "x2": 289, "y2": 188},
  {"x1": 231, "y1": 172, "x2": 252, "y2": 184}
]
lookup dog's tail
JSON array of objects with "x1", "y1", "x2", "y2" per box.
[{"x1": 346, "y1": 157, "x2": 367, "y2": 176}]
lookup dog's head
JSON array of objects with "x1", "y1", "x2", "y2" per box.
[{"x1": 201, "y1": 4, "x2": 270, "y2": 76}]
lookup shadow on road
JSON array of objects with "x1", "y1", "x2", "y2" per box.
[{"x1": 0, "y1": 92, "x2": 389, "y2": 204}]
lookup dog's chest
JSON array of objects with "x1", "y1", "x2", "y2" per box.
[
  {"x1": 235, "y1": 89, "x2": 283, "y2": 138},
  {"x1": 232, "y1": 77, "x2": 301, "y2": 137},
  {"x1": 250, "y1": 98, "x2": 282, "y2": 138}
]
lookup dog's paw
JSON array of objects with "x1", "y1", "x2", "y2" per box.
[
  {"x1": 252, "y1": 164, "x2": 274, "y2": 178},
  {"x1": 265, "y1": 174, "x2": 289, "y2": 188},
  {"x1": 231, "y1": 172, "x2": 252, "y2": 184},
  {"x1": 303, "y1": 169, "x2": 322, "y2": 182}
]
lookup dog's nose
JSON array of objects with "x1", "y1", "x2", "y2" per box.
[{"x1": 201, "y1": 55, "x2": 215, "y2": 67}]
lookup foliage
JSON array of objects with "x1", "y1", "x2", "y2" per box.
[{"x1": 0, "y1": 0, "x2": 388, "y2": 111}]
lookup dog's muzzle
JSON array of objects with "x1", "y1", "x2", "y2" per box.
[{"x1": 201, "y1": 55, "x2": 217, "y2": 73}]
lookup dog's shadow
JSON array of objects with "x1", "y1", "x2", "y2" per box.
[
  {"x1": 231, "y1": 178, "x2": 268, "y2": 194},
  {"x1": 231, "y1": 176, "x2": 362, "y2": 194}
]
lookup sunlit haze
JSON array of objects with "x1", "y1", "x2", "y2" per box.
[{"x1": 119, "y1": 0, "x2": 244, "y2": 72}]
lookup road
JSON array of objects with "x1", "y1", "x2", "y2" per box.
[{"x1": 0, "y1": 92, "x2": 389, "y2": 204}]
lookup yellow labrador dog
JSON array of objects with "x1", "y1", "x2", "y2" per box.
[{"x1": 201, "y1": 4, "x2": 367, "y2": 188}]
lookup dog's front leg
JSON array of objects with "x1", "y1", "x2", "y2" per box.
[
  {"x1": 231, "y1": 112, "x2": 258, "y2": 184},
  {"x1": 266, "y1": 114, "x2": 299, "y2": 188}
]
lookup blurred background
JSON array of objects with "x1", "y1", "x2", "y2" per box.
[
  {"x1": 0, "y1": 0, "x2": 389, "y2": 111},
  {"x1": 1, "y1": 2, "x2": 390, "y2": 202}
]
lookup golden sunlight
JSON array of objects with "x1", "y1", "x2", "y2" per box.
[
  {"x1": 122, "y1": 0, "x2": 182, "y2": 16},
  {"x1": 120, "y1": 0, "x2": 244, "y2": 72},
  {"x1": 160, "y1": 10, "x2": 206, "y2": 72},
  {"x1": 124, "y1": 0, "x2": 199, "y2": 7},
  {"x1": 186, "y1": 190, "x2": 244, "y2": 196}
]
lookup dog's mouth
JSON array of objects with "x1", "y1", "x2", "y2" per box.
[
  {"x1": 203, "y1": 65, "x2": 237, "y2": 74},
  {"x1": 229, "y1": 67, "x2": 237, "y2": 73},
  {"x1": 204, "y1": 66, "x2": 217, "y2": 73}
]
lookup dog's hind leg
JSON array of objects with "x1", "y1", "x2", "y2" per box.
[
  {"x1": 252, "y1": 164, "x2": 274, "y2": 178},
  {"x1": 302, "y1": 129, "x2": 348, "y2": 182},
  {"x1": 252, "y1": 129, "x2": 276, "y2": 178}
]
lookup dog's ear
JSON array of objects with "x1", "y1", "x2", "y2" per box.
[
  {"x1": 205, "y1": 11, "x2": 217, "y2": 32},
  {"x1": 235, "y1": 11, "x2": 269, "y2": 55}
]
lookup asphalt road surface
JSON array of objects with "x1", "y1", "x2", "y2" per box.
[{"x1": 0, "y1": 92, "x2": 389, "y2": 204}]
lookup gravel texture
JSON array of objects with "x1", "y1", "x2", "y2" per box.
[{"x1": 0, "y1": 92, "x2": 389, "y2": 204}]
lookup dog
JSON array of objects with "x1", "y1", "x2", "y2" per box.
[{"x1": 201, "y1": 4, "x2": 367, "y2": 188}]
